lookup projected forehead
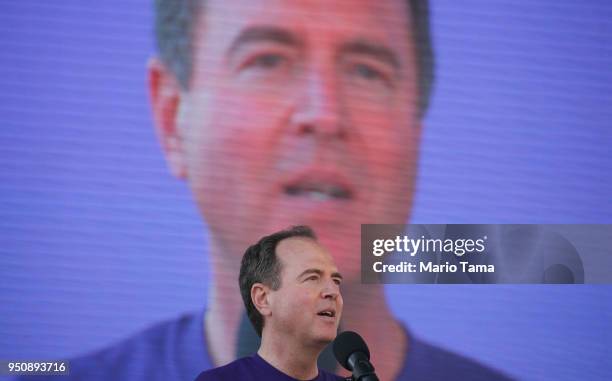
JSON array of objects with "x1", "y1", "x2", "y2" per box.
[{"x1": 190, "y1": 0, "x2": 414, "y2": 84}]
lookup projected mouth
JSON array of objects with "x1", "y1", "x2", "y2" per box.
[{"x1": 284, "y1": 183, "x2": 352, "y2": 200}]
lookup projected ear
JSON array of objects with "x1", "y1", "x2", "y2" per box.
[
  {"x1": 148, "y1": 57, "x2": 187, "y2": 179},
  {"x1": 414, "y1": 120, "x2": 423, "y2": 145}
]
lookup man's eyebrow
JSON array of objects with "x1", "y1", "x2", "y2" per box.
[
  {"x1": 228, "y1": 26, "x2": 301, "y2": 56},
  {"x1": 297, "y1": 268, "x2": 323, "y2": 279},
  {"x1": 339, "y1": 40, "x2": 400, "y2": 70},
  {"x1": 297, "y1": 268, "x2": 343, "y2": 280}
]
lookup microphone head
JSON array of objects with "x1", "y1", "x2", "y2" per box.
[{"x1": 332, "y1": 331, "x2": 370, "y2": 370}]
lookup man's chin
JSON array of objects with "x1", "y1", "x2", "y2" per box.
[
  {"x1": 312, "y1": 329, "x2": 340, "y2": 346},
  {"x1": 311, "y1": 336, "x2": 336, "y2": 350}
]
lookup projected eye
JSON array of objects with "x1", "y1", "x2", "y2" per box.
[
  {"x1": 344, "y1": 59, "x2": 394, "y2": 90},
  {"x1": 353, "y1": 63, "x2": 384, "y2": 81},
  {"x1": 240, "y1": 52, "x2": 290, "y2": 74}
]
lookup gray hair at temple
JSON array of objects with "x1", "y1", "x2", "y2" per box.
[{"x1": 154, "y1": 0, "x2": 435, "y2": 117}]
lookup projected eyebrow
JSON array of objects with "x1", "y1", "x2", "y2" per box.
[
  {"x1": 339, "y1": 40, "x2": 400, "y2": 70},
  {"x1": 228, "y1": 26, "x2": 302, "y2": 57},
  {"x1": 298, "y1": 268, "x2": 343, "y2": 281}
]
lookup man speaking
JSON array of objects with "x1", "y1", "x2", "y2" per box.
[{"x1": 195, "y1": 226, "x2": 344, "y2": 381}]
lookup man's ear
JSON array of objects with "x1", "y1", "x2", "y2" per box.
[
  {"x1": 251, "y1": 283, "x2": 272, "y2": 317},
  {"x1": 148, "y1": 57, "x2": 187, "y2": 179}
]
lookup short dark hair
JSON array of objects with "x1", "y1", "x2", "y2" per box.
[
  {"x1": 238, "y1": 225, "x2": 317, "y2": 337},
  {"x1": 154, "y1": 0, "x2": 435, "y2": 117}
]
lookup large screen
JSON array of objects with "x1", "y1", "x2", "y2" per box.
[{"x1": 1, "y1": 1, "x2": 611, "y2": 380}]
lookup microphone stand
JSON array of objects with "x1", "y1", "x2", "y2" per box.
[{"x1": 348, "y1": 352, "x2": 379, "y2": 381}]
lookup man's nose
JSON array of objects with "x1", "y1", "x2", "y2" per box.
[
  {"x1": 322, "y1": 280, "x2": 341, "y2": 300},
  {"x1": 290, "y1": 67, "x2": 346, "y2": 139}
]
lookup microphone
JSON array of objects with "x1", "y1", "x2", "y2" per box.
[{"x1": 332, "y1": 331, "x2": 379, "y2": 381}]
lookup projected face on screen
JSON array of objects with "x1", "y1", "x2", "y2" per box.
[{"x1": 151, "y1": 0, "x2": 421, "y2": 280}]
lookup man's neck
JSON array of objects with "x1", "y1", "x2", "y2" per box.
[{"x1": 257, "y1": 335, "x2": 321, "y2": 380}]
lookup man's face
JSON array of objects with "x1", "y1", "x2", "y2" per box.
[
  {"x1": 266, "y1": 237, "x2": 343, "y2": 346},
  {"x1": 167, "y1": 0, "x2": 420, "y2": 278}
]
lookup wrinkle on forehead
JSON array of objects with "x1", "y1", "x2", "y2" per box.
[{"x1": 200, "y1": 0, "x2": 411, "y2": 55}]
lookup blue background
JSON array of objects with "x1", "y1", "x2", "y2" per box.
[{"x1": 1, "y1": 1, "x2": 611, "y2": 380}]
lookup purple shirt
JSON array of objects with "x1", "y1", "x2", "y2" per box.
[
  {"x1": 16, "y1": 309, "x2": 514, "y2": 381},
  {"x1": 194, "y1": 353, "x2": 345, "y2": 381}
]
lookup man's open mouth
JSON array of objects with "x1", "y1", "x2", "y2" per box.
[{"x1": 317, "y1": 309, "x2": 336, "y2": 318}]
